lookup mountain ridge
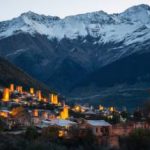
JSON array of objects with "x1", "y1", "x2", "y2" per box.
[
  {"x1": 0, "y1": 4, "x2": 150, "y2": 107},
  {"x1": 1, "y1": 4, "x2": 150, "y2": 41}
]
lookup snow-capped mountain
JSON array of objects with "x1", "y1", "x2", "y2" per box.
[
  {"x1": 0, "y1": 4, "x2": 150, "y2": 101},
  {"x1": 1, "y1": 4, "x2": 150, "y2": 43}
]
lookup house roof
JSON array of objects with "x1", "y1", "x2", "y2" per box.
[
  {"x1": 83, "y1": 110, "x2": 96, "y2": 115},
  {"x1": 87, "y1": 120, "x2": 111, "y2": 127},
  {"x1": 0, "y1": 109, "x2": 11, "y2": 113},
  {"x1": 41, "y1": 119, "x2": 76, "y2": 127}
]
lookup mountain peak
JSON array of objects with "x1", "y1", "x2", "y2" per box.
[
  {"x1": 21, "y1": 11, "x2": 60, "y2": 22},
  {"x1": 0, "y1": 4, "x2": 150, "y2": 41},
  {"x1": 120, "y1": 4, "x2": 150, "y2": 24},
  {"x1": 124, "y1": 4, "x2": 150, "y2": 13},
  {"x1": 21, "y1": 11, "x2": 39, "y2": 18},
  {"x1": 64, "y1": 10, "x2": 109, "y2": 20}
]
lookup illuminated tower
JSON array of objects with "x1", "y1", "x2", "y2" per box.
[
  {"x1": 36, "y1": 90, "x2": 42, "y2": 101},
  {"x1": 43, "y1": 98, "x2": 47, "y2": 103},
  {"x1": 74, "y1": 105, "x2": 81, "y2": 112},
  {"x1": 60, "y1": 105, "x2": 69, "y2": 119},
  {"x1": 53, "y1": 95, "x2": 58, "y2": 105},
  {"x1": 16, "y1": 86, "x2": 23, "y2": 93},
  {"x1": 10, "y1": 84, "x2": 14, "y2": 92},
  {"x1": 50, "y1": 94, "x2": 58, "y2": 105},
  {"x1": 99, "y1": 105, "x2": 104, "y2": 111},
  {"x1": 109, "y1": 107, "x2": 114, "y2": 112},
  {"x1": 2, "y1": 88, "x2": 10, "y2": 102},
  {"x1": 30, "y1": 88, "x2": 34, "y2": 95},
  {"x1": 63, "y1": 105, "x2": 69, "y2": 119},
  {"x1": 50, "y1": 94, "x2": 54, "y2": 104},
  {"x1": 33, "y1": 109, "x2": 38, "y2": 117},
  {"x1": 43, "y1": 112, "x2": 48, "y2": 119}
]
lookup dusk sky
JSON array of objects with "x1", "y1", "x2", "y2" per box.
[{"x1": 1, "y1": 0, "x2": 150, "y2": 21}]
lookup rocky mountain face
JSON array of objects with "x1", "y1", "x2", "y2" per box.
[{"x1": 0, "y1": 4, "x2": 150, "y2": 107}]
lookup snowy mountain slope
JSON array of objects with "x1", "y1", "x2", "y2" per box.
[
  {"x1": 0, "y1": 4, "x2": 150, "y2": 97},
  {"x1": 0, "y1": 4, "x2": 150, "y2": 42},
  {"x1": 69, "y1": 50, "x2": 150, "y2": 110}
]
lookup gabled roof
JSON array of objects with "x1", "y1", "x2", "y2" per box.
[
  {"x1": 42, "y1": 119, "x2": 76, "y2": 127},
  {"x1": 83, "y1": 110, "x2": 96, "y2": 115},
  {"x1": 87, "y1": 120, "x2": 111, "y2": 127}
]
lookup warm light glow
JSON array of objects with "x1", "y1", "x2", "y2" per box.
[
  {"x1": 30, "y1": 88, "x2": 34, "y2": 95},
  {"x1": 49, "y1": 114, "x2": 56, "y2": 120},
  {"x1": 51, "y1": 94, "x2": 58, "y2": 105},
  {"x1": 33, "y1": 109, "x2": 38, "y2": 117},
  {"x1": 43, "y1": 98, "x2": 47, "y2": 103},
  {"x1": 50, "y1": 94, "x2": 53, "y2": 103},
  {"x1": 74, "y1": 105, "x2": 81, "y2": 112},
  {"x1": 108, "y1": 115, "x2": 113, "y2": 119},
  {"x1": 43, "y1": 111, "x2": 48, "y2": 119},
  {"x1": 0, "y1": 111, "x2": 9, "y2": 118},
  {"x1": 58, "y1": 102, "x2": 62, "y2": 106},
  {"x1": 109, "y1": 107, "x2": 114, "y2": 112},
  {"x1": 10, "y1": 84, "x2": 14, "y2": 92},
  {"x1": 14, "y1": 98, "x2": 20, "y2": 103},
  {"x1": 16, "y1": 86, "x2": 23, "y2": 93},
  {"x1": 60, "y1": 105, "x2": 69, "y2": 119},
  {"x1": 36, "y1": 90, "x2": 42, "y2": 101},
  {"x1": 99, "y1": 105, "x2": 104, "y2": 111},
  {"x1": 11, "y1": 107, "x2": 24, "y2": 117},
  {"x1": 2, "y1": 88, "x2": 10, "y2": 102},
  {"x1": 58, "y1": 130, "x2": 65, "y2": 137}
]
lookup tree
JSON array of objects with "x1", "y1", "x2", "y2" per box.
[
  {"x1": 119, "y1": 128, "x2": 150, "y2": 150},
  {"x1": 41, "y1": 126, "x2": 59, "y2": 140},
  {"x1": 143, "y1": 101, "x2": 150, "y2": 123},
  {"x1": 133, "y1": 110, "x2": 143, "y2": 121},
  {"x1": 0, "y1": 118, "x2": 7, "y2": 131},
  {"x1": 121, "y1": 111, "x2": 128, "y2": 119},
  {"x1": 109, "y1": 112, "x2": 120, "y2": 124},
  {"x1": 25, "y1": 126, "x2": 39, "y2": 140}
]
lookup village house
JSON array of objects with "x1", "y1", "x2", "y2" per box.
[
  {"x1": 77, "y1": 119, "x2": 112, "y2": 145},
  {"x1": 37, "y1": 119, "x2": 77, "y2": 137},
  {"x1": 85, "y1": 120, "x2": 112, "y2": 136}
]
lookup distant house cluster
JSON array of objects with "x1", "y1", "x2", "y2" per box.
[{"x1": 0, "y1": 83, "x2": 150, "y2": 148}]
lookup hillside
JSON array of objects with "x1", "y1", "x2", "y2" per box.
[
  {"x1": 0, "y1": 57, "x2": 50, "y2": 93},
  {"x1": 0, "y1": 4, "x2": 150, "y2": 108}
]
